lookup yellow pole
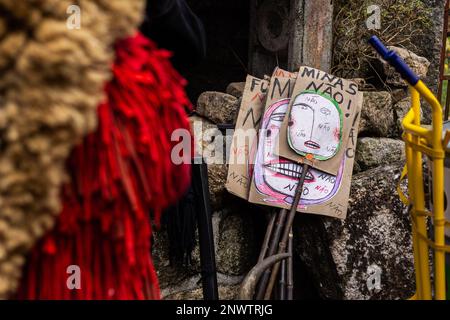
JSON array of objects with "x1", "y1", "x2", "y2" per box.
[
  {"x1": 408, "y1": 86, "x2": 432, "y2": 299},
  {"x1": 415, "y1": 81, "x2": 446, "y2": 300},
  {"x1": 404, "y1": 130, "x2": 423, "y2": 299},
  {"x1": 370, "y1": 36, "x2": 447, "y2": 300}
]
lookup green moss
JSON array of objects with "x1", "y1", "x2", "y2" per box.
[{"x1": 332, "y1": 0, "x2": 432, "y2": 81}]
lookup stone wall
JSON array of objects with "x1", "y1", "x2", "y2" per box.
[
  {"x1": 153, "y1": 46, "x2": 433, "y2": 300},
  {"x1": 154, "y1": 84, "x2": 261, "y2": 300},
  {"x1": 296, "y1": 47, "x2": 430, "y2": 299},
  {"x1": 333, "y1": 0, "x2": 445, "y2": 93}
]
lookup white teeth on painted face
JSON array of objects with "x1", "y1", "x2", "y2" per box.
[{"x1": 264, "y1": 162, "x2": 313, "y2": 180}]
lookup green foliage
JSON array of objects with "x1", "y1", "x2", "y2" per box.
[{"x1": 332, "y1": 0, "x2": 432, "y2": 80}]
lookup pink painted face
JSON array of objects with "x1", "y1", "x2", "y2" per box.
[
  {"x1": 288, "y1": 92, "x2": 342, "y2": 160},
  {"x1": 253, "y1": 99, "x2": 343, "y2": 206}
]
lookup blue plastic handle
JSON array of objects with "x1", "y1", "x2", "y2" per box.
[{"x1": 368, "y1": 35, "x2": 419, "y2": 86}]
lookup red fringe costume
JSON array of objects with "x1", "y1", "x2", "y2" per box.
[{"x1": 18, "y1": 33, "x2": 192, "y2": 299}]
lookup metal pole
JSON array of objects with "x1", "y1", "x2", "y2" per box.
[
  {"x1": 193, "y1": 159, "x2": 219, "y2": 300},
  {"x1": 257, "y1": 213, "x2": 277, "y2": 263},
  {"x1": 287, "y1": 228, "x2": 294, "y2": 300},
  {"x1": 255, "y1": 209, "x2": 288, "y2": 299},
  {"x1": 264, "y1": 163, "x2": 309, "y2": 299}
]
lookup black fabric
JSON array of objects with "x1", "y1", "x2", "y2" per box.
[
  {"x1": 141, "y1": 0, "x2": 207, "y2": 69},
  {"x1": 163, "y1": 185, "x2": 197, "y2": 267},
  {"x1": 143, "y1": 1, "x2": 206, "y2": 267}
]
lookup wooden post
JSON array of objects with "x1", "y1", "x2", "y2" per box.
[
  {"x1": 290, "y1": 0, "x2": 334, "y2": 72},
  {"x1": 249, "y1": 0, "x2": 334, "y2": 77}
]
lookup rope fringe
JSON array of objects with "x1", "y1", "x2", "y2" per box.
[{"x1": 18, "y1": 33, "x2": 192, "y2": 300}]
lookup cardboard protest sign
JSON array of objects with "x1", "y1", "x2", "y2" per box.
[
  {"x1": 246, "y1": 69, "x2": 297, "y2": 201},
  {"x1": 248, "y1": 67, "x2": 363, "y2": 219},
  {"x1": 225, "y1": 75, "x2": 269, "y2": 200},
  {"x1": 287, "y1": 91, "x2": 343, "y2": 160},
  {"x1": 264, "y1": 68, "x2": 298, "y2": 101},
  {"x1": 278, "y1": 66, "x2": 361, "y2": 175},
  {"x1": 227, "y1": 67, "x2": 362, "y2": 219},
  {"x1": 248, "y1": 96, "x2": 362, "y2": 219}
]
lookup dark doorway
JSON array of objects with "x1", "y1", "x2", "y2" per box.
[{"x1": 184, "y1": 1, "x2": 250, "y2": 102}]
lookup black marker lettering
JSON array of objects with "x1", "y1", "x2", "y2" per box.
[{"x1": 251, "y1": 78, "x2": 261, "y2": 92}]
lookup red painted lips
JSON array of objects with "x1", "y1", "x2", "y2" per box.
[{"x1": 304, "y1": 140, "x2": 320, "y2": 149}]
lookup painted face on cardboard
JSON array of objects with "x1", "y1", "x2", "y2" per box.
[
  {"x1": 288, "y1": 91, "x2": 342, "y2": 160},
  {"x1": 253, "y1": 99, "x2": 343, "y2": 206}
]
